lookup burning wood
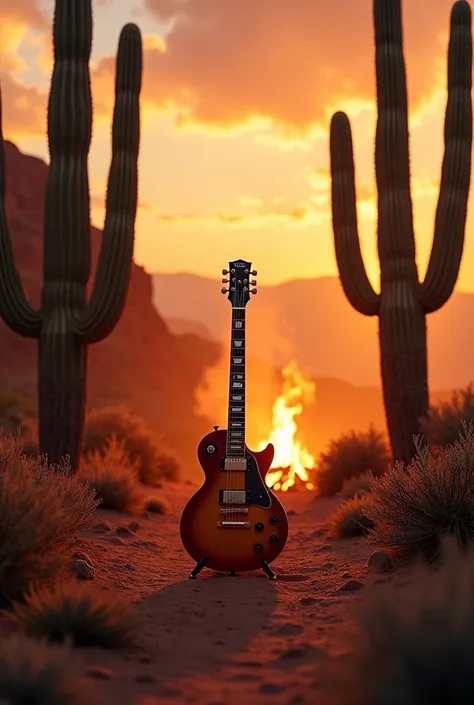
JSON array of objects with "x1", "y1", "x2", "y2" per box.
[{"x1": 260, "y1": 361, "x2": 315, "y2": 491}]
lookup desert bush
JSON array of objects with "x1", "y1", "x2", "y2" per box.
[
  {"x1": 78, "y1": 436, "x2": 142, "y2": 513},
  {"x1": 420, "y1": 383, "x2": 474, "y2": 448},
  {"x1": 324, "y1": 539, "x2": 474, "y2": 704},
  {"x1": 366, "y1": 424, "x2": 474, "y2": 561},
  {"x1": 316, "y1": 427, "x2": 390, "y2": 497},
  {"x1": 341, "y1": 471, "x2": 374, "y2": 498},
  {"x1": 0, "y1": 633, "x2": 89, "y2": 704},
  {"x1": 328, "y1": 495, "x2": 375, "y2": 538},
  {"x1": 84, "y1": 405, "x2": 179, "y2": 484},
  {"x1": 8, "y1": 581, "x2": 137, "y2": 648},
  {"x1": 144, "y1": 495, "x2": 170, "y2": 515},
  {"x1": 19, "y1": 414, "x2": 40, "y2": 456},
  {"x1": 0, "y1": 434, "x2": 98, "y2": 601}
]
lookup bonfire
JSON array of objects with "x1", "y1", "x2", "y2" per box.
[{"x1": 260, "y1": 361, "x2": 316, "y2": 491}]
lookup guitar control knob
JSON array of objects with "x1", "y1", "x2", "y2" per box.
[
  {"x1": 254, "y1": 543, "x2": 264, "y2": 552},
  {"x1": 254, "y1": 522, "x2": 264, "y2": 532},
  {"x1": 269, "y1": 535, "x2": 278, "y2": 544},
  {"x1": 270, "y1": 515, "x2": 280, "y2": 525}
]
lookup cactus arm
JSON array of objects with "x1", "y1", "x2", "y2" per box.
[
  {"x1": 76, "y1": 24, "x2": 142, "y2": 344},
  {"x1": 330, "y1": 111, "x2": 380, "y2": 317},
  {"x1": 0, "y1": 103, "x2": 41, "y2": 338},
  {"x1": 420, "y1": 0, "x2": 472, "y2": 314}
]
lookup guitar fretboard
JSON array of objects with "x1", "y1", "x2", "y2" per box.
[{"x1": 226, "y1": 307, "x2": 246, "y2": 456}]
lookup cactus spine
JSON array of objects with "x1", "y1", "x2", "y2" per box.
[
  {"x1": 0, "y1": 0, "x2": 142, "y2": 471},
  {"x1": 330, "y1": 0, "x2": 472, "y2": 463}
]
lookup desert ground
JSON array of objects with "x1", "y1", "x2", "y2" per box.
[{"x1": 15, "y1": 481, "x2": 409, "y2": 705}]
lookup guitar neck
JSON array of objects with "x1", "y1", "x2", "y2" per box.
[{"x1": 226, "y1": 307, "x2": 246, "y2": 456}]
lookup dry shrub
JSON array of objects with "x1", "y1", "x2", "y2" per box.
[
  {"x1": 8, "y1": 581, "x2": 137, "y2": 648},
  {"x1": 84, "y1": 405, "x2": 179, "y2": 485},
  {"x1": 327, "y1": 495, "x2": 375, "y2": 538},
  {"x1": 0, "y1": 633, "x2": 89, "y2": 704},
  {"x1": 79, "y1": 437, "x2": 142, "y2": 513},
  {"x1": 341, "y1": 471, "x2": 374, "y2": 498},
  {"x1": 324, "y1": 539, "x2": 474, "y2": 704},
  {"x1": 19, "y1": 415, "x2": 39, "y2": 456},
  {"x1": 144, "y1": 496, "x2": 170, "y2": 515},
  {"x1": 420, "y1": 383, "x2": 474, "y2": 448},
  {"x1": 366, "y1": 424, "x2": 474, "y2": 561},
  {"x1": 316, "y1": 427, "x2": 390, "y2": 497},
  {"x1": 0, "y1": 434, "x2": 98, "y2": 602}
]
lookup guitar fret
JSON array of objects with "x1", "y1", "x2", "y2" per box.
[{"x1": 226, "y1": 297, "x2": 249, "y2": 456}]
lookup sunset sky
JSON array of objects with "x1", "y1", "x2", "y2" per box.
[{"x1": 3, "y1": 0, "x2": 474, "y2": 291}]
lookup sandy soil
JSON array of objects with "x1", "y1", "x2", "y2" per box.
[{"x1": 11, "y1": 483, "x2": 412, "y2": 704}]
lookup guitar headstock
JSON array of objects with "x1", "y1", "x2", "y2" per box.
[{"x1": 221, "y1": 259, "x2": 257, "y2": 307}]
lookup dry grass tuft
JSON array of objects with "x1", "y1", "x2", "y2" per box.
[
  {"x1": 327, "y1": 495, "x2": 375, "y2": 538},
  {"x1": 144, "y1": 496, "x2": 170, "y2": 515},
  {"x1": 324, "y1": 539, "x2": 474, "y2": 704},
  {"x1": 8, "y1": 581, "x2": 137, "y2": 648},
  {"x1": 0, "y1": 633, "x2": 90, "y2": 704},
  {"x1": 341, "y1": 471, "x2": 374, "y2": 498},
  {"x1": 0, "y1": 434, "x2": 98, "y2": 602},
  {"x1": 366, "y1": 423, "x2": 474, "y2": 561},
  {"x1": 79, "y1": 437, "x2": 143, "y2": 513},
  {"x1": 316, "y1": 427, "x2": 390, "y2": 497},
  {"x1": 420, "y1": 383, "x2": 474, "y2": 448},
  {"x1": 84, "y1": 405, "x2": 179, "y2": 485}
]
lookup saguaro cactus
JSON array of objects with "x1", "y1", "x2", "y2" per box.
[
  {"x1": 0, "y1": 0, "x2": 142, "y2": 470},
  {"x1": 330, "y1": 0, "x2": 472, "y2": 463}
]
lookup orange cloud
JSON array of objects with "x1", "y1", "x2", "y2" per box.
[
  {"x1": 155, "y1": 202, "x2": 326, "y2": 227},
  {"x1": 136, "y1": 0, "x2": 455, "y2": 131}
]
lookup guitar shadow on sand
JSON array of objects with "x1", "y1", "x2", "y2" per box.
[{"x1": 136, "y1": 572, "x2": 277, "y2": 683}]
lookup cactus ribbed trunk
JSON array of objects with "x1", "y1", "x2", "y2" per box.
[
  {"x1": 38, "y1": 328, "x2": 87, "y2": 469},
  {"x1": 330, "y1": 0, "x2": 472, "y2": 464},
  {"x1": 37, "y1": 0, "x2": 92, "y2": 468},
  {"x1": 0, "y1": 0, "x2": 142, "y2": 472}
]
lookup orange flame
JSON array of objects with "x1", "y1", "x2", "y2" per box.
[{"x1": 259, "y1": 361, "x2": 315, "y2": 492}]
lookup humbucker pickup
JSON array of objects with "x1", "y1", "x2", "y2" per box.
[
  {"x1": 221, "y1": 457, "x2": 248, "y2": 472},
  {"x1": 219, "y1": 489, "x2": 247, "y2": 505}
]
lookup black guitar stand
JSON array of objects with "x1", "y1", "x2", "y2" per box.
[
  {"x1": 261, "y1": 560, "x2": 277, "y2": 580},
  {"x1": 188, "y1": 558, "x2": 277, "y2": 580}
]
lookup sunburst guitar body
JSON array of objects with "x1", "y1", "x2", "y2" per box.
[{"x1": 180, "y1": 259, "x2": 289, "y2": 579}]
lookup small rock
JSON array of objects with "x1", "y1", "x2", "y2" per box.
[
  {"x1": 342, "y1": 571, "x2": 351, "y2": 579},
  {"x1": 142, "y1": 512, "x2": 150, "y2": 520},
  {"x1": 335, "y1": 579, "x2": 364, "y2": 594},
  {"x1": 93, "y1": 521, "x2": 111, "y2": 532},
  {"x1": 128, "y1": 521, "x2": 140, "y2": 533},
  {"x1": 73, "y1": 551, "x2": 93, "y2": 565},
  {"x1": 368, "y1": 550, "x2": 392, "y2": 573},
  {"x1": 116, "y1": 525, "x2": 135, "y2": 538},
  {"x1": 70, "y1": 559, "x2": 94, "y2": 580},
  {"x1": 85, "y1": 665, "x2": 115, "y2": 681},
  {"x1": 108, "y1": 536, "x2": 125, "y2": 546}
]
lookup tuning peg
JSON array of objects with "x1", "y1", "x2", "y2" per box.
[
  {"x1": 250, "y1": 279, "x2": 257, "y2": 286},
  {"x1": 251, "y1": 269, "x2": 257, "y2": 276},
  {"x1": 221, "y1": 287, "x2": 229, "y2": 294},
  {"x1": 222, "y1": 278, "x2": 229, "y2": 283},
  {"x1": 250, "y1": 288, "x2": 258, "y2": 295},
  {"x1": 222, "y1": 269, "x2": 229, "y2": 275}
]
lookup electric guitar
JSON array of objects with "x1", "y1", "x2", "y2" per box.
[{"x1": 180, "y1": 259, "x2": 289, "y2": 580}]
